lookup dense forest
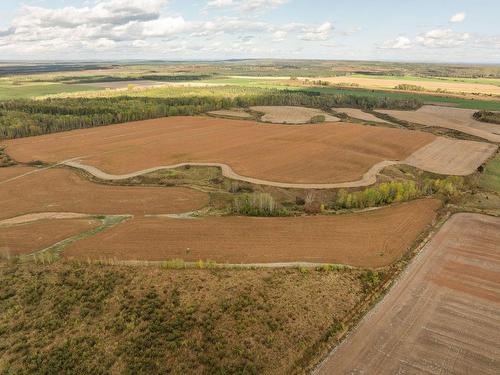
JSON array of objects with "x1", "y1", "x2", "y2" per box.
[{"x1": 0, "y1": 91, "x2": 421, "y2": 139}]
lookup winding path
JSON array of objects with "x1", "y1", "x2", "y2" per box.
[{"x1": 64, "y1": 159, "x2": 399, "y2": 189}]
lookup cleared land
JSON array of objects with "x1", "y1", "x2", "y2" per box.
[
  {"x1": 207, "y1": 108, "x2": 253, "y2": 118},
  {"x1": 2, "y1": 116, "x2": 434, "y2": 184},
  {"x1": 404, "y1": 137, "x2": 497, "y2": 175},
  {"x1": 0, "y1": 218, "x2": 100, "y2": 256},
  {"x1": 250, "y1": 106, "x2": 340, "y2": 123},
  {"x1": 316, "y1": 213, "x2": 500, "y2": 374},
  {"x1": 315, "y1": 76, "x2": 500, "y2": 96},
  {"x1": 0, "y1": 166, "x2": 208, "y2": 220},
  {"x1": 333, "y1": 107, "x2": 391, "y2": 123},
  {"x1": 376, "y1": 105, "x2": 500, "y2": 143},
  {"x1": 64, "y1": 199, "x2": 440, "y2": 268}
]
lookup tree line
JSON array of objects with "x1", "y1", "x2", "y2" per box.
[{"x1": 0, "y1": 91, "x2": 421, "y2": 139}]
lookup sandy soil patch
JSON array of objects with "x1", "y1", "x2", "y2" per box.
[
  {"x1": 0, "y1": 166, "x2": 208, "y2": 220},
  {"x1": 315, "y1": 76, "x2": 500, "y2": 96},
  {"x1": 376, "y1": 105, "x2": 500, "y2": 142},
  {"x1": 207, "y1": 108, "x2": 253, "y2": 118},
  {"x1": 317, "y1": 213, "x2": 500, "y2": 374},
  {"x1": 0, "y1": 218, "x2": 100, "y2": 256},
  {"x1": 2, "y1": 116, "x2": 434, "y2": 184},
  {"x1": 333, "y1": 107, "x2": 391, "y2": 123},
  {"x1": 250, "y1": 106, "x2": 341, "y2": 124},
  {"x1": 404, "y1": 137, "x2": 497, "y2": 175},
  {"x1": 64, "y1": 199, "x2": 440, "y2": 268}
]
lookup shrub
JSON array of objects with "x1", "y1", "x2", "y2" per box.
[
  {"x1": 309, "y1": 115, "x2": 325, "y2": 123},
  {"x1": 473, "y1": 110, "x2": 500, "y2": 124},
  {"x1": 394, "y1": 84, "x2": 425, "y2": 91}
]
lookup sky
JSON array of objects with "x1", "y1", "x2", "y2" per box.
[{"x1": 0, "y1": 0, "x2": 499, "y2": 63}]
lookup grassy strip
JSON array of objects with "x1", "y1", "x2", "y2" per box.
[{"x1": 20, "y1": 215, "x2": 130, "y2": 263}]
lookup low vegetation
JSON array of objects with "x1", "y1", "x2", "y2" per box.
[
  {"x1": 473, "y1": 110, "x2": 500, "y2": 124},
  {"x1": 0, "y1": 147, "x2": 15, "y2": 167},
  {"x1": 478, "y1": 153, "x2": 500, "y2": 192},
  {"x1": 0, "y1": 261, "x2": 375, "y2": 374}
]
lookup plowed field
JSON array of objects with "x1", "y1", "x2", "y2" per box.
[
  {"x1": 2, "y1": 116, "x2": 435, "y2": 184},
  {"x1": 316, "y1": 213, "x2": 500, "y2": 374},
  {"x1": 64, "y1": 199, "x2": 441, "y2": 268},
  {"x1": 0, "y1": 166, "x2": 208, "y2": 220}
]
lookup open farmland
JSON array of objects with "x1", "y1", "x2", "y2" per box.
[
  {"x1": 0, "y1": 166, "x2": 208, "y2": 220},
  {"x1": 376, "y1": 105, "x2": 500, "y2": 142},
  {"x1": 317, "y1": 213, "x2": 500, "y2": 374},
  {"x1": 404, "y1": 137, "x2": 497, "y2": 175},
  {"x1": 333, "y1": 107, "x2": 392, "y2": 123},
  {"x1": 250, "y1": 106, "x2": 340, "y2": 123},
  {"x1": 2, "y1": 116, "x2": 435, "y2": 184},
  {"x1": 0, "y1": 218, "x2": 100, "y2": 256},
  {"x1": 64, "y1": 199, "x2": 440, "y2": 268},
  {"x1": 207, "y1": 108, "x2": 253, "y2": 118},
  {"x1": 314, "y1": 76, "x2": 500, "y2": 96}
]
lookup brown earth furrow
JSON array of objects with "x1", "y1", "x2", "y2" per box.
[{"x1": 315, "y1": 213, "x2": 500, "y2": 375}]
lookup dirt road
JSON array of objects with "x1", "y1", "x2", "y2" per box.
[{"x1": 315, "y1": 213, "x2": 500, "y2": 374}]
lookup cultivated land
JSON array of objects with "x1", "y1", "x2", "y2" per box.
[
  {"x1": 376, "y1": 105, "x2": 500, "y2": 143},
  {"x1": 0, "y1": 218, "x2": 100, "y2": 256},
  {"x1": 404, "y1": 137, "x2": 498, "y2": 175},
  {"x1": 333, "y1": 107, "x2": 392, "y2": 123},
  {"x1": 250, "y1": 106, "x2": 340, "y2": 123},
  {"x1": 314, "y1": 76, "x2": 500, "y2": 96},
  {"x1": 0, "y1": 166, "x2": 208, "y2": 220},
  {"x1": 207, "y1": 108, "x2": 253, "y2": 118},
  {"x1": 317, "y1": 213, "x2": 500, "y2": 374},
  {"x1": 64, "y1": 199, "x2": 440, "y2": 268},
  {"x1": 2, "y1": 116, "x2": 435, "y2": 184}
]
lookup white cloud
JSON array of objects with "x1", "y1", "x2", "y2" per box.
[
  {"x1": 205, "y1": 0, "x2": 288, "y2": 12},
  {"x1": 299, "y1": 22, "x2": 332, "y2": 41},
  {"x1": 416, "y1": 29, "x2": 469, "y2": 48},
  {"x1": 142, "y1": 16, "x2": 190, "y2": 37},
  {"x1": 206, "y1": 0, "x2": 233, "y2": 8},
  {"x1": 272, "y1": 30, "x2": 287, "y2": 41},
  {"x1": 381, "y1": 36, "x2": 412, "y2": 49},
  {"x1": 450, "y1": 11, "x2": 466, "y2": 23}
]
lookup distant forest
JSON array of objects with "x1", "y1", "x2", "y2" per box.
[{"x1": 0, "y1": 91, "x2": 421, "y2": 139}]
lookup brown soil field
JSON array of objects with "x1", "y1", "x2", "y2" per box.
[
  {"x1": 207, "y1": 108, "x2": 253, "y2": 118},
  {"x1": 333, "y1": 107, "x2": 391, "y2": 123},
  {"x1": 250, "y1": 106, "x2": 341, "y2": 123},
  {"x1": 0, "y1": 218, "x2": 100, "y2": 256},
  {"x1": 64, "y1": 199, "x2": 441, "y2": 268},
  {"x1": 0, "y1": 166, "x2": 208, "y2": 220},
  {"x1": 2, "y1": 116, "x2": 435, "y2": 184},
  {"x1": 316, "y1": 213, "x2": 500, "y2": 374},
  {"x1": 404, "y1": 137, "x2": 497, "y2": 175},
  {"x1": 376, "y1": 105, "x2": 500, "y2": 143},
  {"x1": 315, "y1": 76, "x2": 500, "y2": 96}
]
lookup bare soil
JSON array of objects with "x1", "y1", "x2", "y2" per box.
[
  {"x1": 334, "y1": 107, "x2": 391, "y2": 123},
  {"x1": 64, "y1": 199, "x2": 441, "y2": 268},
  {"x1": 207, "y1": 108, "x2": 253, "y2": 118},
  {"x1": 404, "y1": 137, "x2": 497, "y2": 175},
  {"x1": 376, "y1": 105, "x2": 500, "y2": 142},
  {"x1": 250, "y1": 106, "x2": 340, "y2": 123},
  {"x1": 0, "y1": 166, "x2": 209, "y2": 220},
  {"x1": 316, "y1": 76, "x2": 500, "y2": 96},
  {"x1": 316, "y1": 213, "x2": 500, "y2": 374},
  {"x1": 0, "y1": 218, "x2": 100, "y2": 256},
  {"x1": 2, "y1": 116, "x2": 435, "y2": 184}
]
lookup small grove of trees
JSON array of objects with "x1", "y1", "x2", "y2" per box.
[
  {"x1": 394, "y1": 84, "x2": 426, "y2": 91},
  {"x1": 332, "y1": 177, "x2": 464, "y2": 210},
  {"x1": 0, "y1": 91, "x2": 422, "y2": 140},
  {"x1": 233, "y1": 193, "x2": 288, "y2": 217},
  {"x1": 473, "y1": 110, "x2": 500, "y2": 125}
]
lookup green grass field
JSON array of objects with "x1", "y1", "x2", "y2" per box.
[
  {"x1": 480, "y1": 153, "x2": 500, "y2": 192},
  {"x1": 0, "y1": 82, "x2": 103, "y2": 100},
  {"x1": 349, "y1": 74, "x2": 500, "y2": 87}
]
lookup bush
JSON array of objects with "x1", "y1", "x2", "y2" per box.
[
  {"x1": 394, "y1": 84, "x2": 425, "y2": 91},
  {"x1": 309, "y1": 115, "x2": 325, "y2": 123},
  {"x1": 473, "y1": 110, "x2": 500, "y2": 124}
]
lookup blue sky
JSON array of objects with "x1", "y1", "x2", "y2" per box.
[{"x1": 0, "y1": 0, "x2": 498, "y2": 62}]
